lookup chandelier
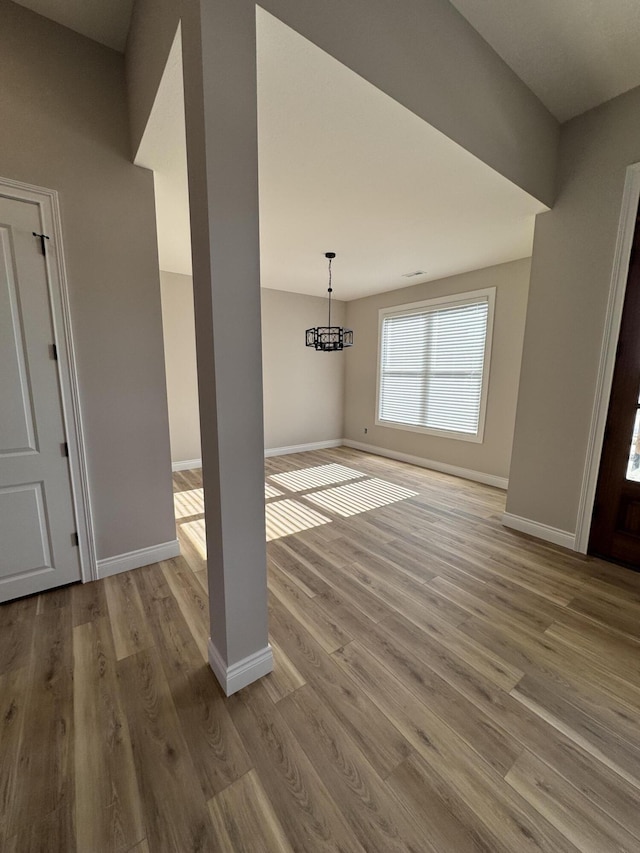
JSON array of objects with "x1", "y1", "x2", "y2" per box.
[{"x1": 305, "y1": 252, "x2": 354, "y2": 352}]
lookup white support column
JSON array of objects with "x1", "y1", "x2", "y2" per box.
[{"x1": 181, "y1": 0, "x2": 272, "y2": 694}]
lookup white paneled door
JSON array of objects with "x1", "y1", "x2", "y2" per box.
[{"x1": 0, "y1": 193, "x2": 81, "y2": 601}]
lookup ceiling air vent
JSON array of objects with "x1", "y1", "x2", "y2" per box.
[{"x1": 402, "y1": 270, "x2": 427, "y2": 278}]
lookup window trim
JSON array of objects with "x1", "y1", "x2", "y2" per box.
[{"x1": 375, "y1": 287, "x2": 496, "y2": 443}]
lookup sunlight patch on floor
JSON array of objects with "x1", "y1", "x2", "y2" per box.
[
  {"x1": 174, "y1": 487, "x2": 205, "y2": 519},
  {"x1": 265, "y1": 498, "x2": 332, "y2": 541},
  {"x1": 269, "y1": 463, "x2": 364, "y2": 493},
  {"x1": 182, "y1": 518, "x2": 207, "y2": 557},
  {"x1": 265, "y1": 483, "x2": 284, "y2": 499},
  {"x1": 174, "y1": 465, "x2": 416, "y2": 545},
  {"x1": 304, "y1": 478, "x2": 417, "y2": 517}
]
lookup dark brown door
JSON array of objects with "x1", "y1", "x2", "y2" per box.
[{"x1": 590, "y1": 203, "x2": 640, "y2": 568}]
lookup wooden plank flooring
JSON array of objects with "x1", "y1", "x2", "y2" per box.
[{"x1": 3, "y1": 447, "x2": 640, "y2": 851}]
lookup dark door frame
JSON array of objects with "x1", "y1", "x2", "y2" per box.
[
  {"x1": 589, "y1": 200, "x2": 640, "y2": 562},
  {"x1": 576, "y1": 162, "x2": 640, "y2": 553}
]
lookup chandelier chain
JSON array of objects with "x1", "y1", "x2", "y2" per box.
[{"x1": 327, "y1": 256, "x2": 332, "y2": 328}]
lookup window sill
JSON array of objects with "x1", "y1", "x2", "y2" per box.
[{"x1": 375, "y1": 418, "x2": 484, "y2": 444}]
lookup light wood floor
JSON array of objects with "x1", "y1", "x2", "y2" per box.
[{"x1": 3, "y1": 448, "x2": 640, "y2": 852}]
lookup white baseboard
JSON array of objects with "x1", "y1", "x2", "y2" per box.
[
  {"x1": 173, "y1": 441, "x2": 343, "y2": 470},
  {"x1": 96, "y1": 539, "x2": 181, "y2": 578},
  {"x1": 175, "y1": 438, "x2": 508, "y2": 492},
  {"x1": 342, "y1": 439, "x2": 509, "y2": 490},
  {"x1": 172, "y1": 458, "x2": 202, "y2": 472},
  {"x1": 208, "y1": 639, "x2": 274, "y2": 696},
  {"x1": 501, "y1": 512, "x2": 576, "y2": 550},
  {"x1": 264, "y1": 439, "x2": 343, "y2": 458}
]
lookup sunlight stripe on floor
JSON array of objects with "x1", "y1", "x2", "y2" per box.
[
  {"x1": 269, "y1": 464, "x2": 364, "y2": 493},
  {"x1": 305, "y1": 478, "x2": 417, "y2": 517},
  {"x1": 265, "y1": 499, "x2": 332, "y2": 541}
]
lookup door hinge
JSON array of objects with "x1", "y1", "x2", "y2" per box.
[
  {"x1": 50, "y1": 343, "x2": 58, "y2": 361},
  {"x1": 71, "y1": 532, "x2": 79, "y2": 547},
  {"x1": 61, "y1": 441, "x2": 69, "y2": 457},
  {"x1": 32, "y1": 232, "x2": 50, "y2": 256}
]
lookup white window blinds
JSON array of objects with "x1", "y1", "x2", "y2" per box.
[{"x1": 378, "y1": 294, "x2": 491, "y2": 437}]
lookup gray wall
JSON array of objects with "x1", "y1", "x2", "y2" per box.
[
  {"x1": 507, "y1": 85, "x2": 640, "y2": 534},
  {"x1": 262, "y1": 289, "x2": 345, "y2": 449},
  {"x1": 160, "y1": 271, "x2": 202, "y2": 463},
  {"x1": 344, "y1": 259, "x2": 531, "y2": 481},
  {"x1": 126, "y1": 0, "x2": 558, "y2": 204},
  {"x1": 126, "y1": 0, "x2": 182, "y2": 157},
  {"x1": 160, "y1": 273, "x2": 346, "y2": 462},
  {"x1": 162, "y1": 260, "x2": 528, "y2": 482},
  {"x1": 0, "y1": 2, "x2": 176, "y2": 560}
]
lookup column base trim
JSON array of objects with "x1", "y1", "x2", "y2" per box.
[{"x1": 208, "y1": 639, "x2": 274, "y2": 696}]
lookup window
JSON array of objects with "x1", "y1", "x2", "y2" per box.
[{"x1": 376, "y1": 288, "x2": 495, "y2": 442}]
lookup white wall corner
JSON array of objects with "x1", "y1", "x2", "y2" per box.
[
  {"x1": 208, "y1": 639, "x2": 274, "y2": 696},
  {"x1": 342, "y1": 439, "x2": 508, "y2": 490},
  {"x1": 96, "y1": 539, "x2": 181, "y2": 579},
  {"x1": 501, "y1": 512, "x2": 576, "y2": 551}
]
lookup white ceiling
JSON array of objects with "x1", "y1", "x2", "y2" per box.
[
  {"x1": 13, "y1": 0, "x2": 134, "y2": 52},
  {"x1": 137, "y1": 9, "x2": 546, "y2": 300},
  {"x1": 448, "y1": 0, "x2": 640, "y2": 121}
]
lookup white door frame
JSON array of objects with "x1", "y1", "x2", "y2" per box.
[
  {"x1": 575, "y1": 162, "x2": 640, "y2": 553},
  {"x1": 0, "y1": 175, "x2": 97, "y2": 582}
]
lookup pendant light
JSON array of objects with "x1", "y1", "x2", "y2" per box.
[{"x1": 305, "y1": 252, "x2": 354, "y2": 352}]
